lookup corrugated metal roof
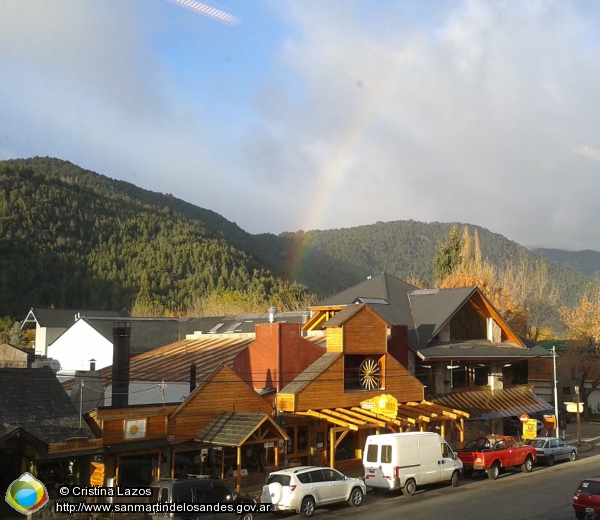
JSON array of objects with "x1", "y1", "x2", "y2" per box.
[
  {"x1": 430, "y1": 387, "x2": 550, "y2": 420},
  {"x1": 418, "y1": 340, "x2": 549, "y2": 360},
  {"x1": 80, "y1": 334, "x2": 325, "y2": 388}
]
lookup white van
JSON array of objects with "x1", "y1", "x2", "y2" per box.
[{"x1": 363, "y1": 432, "x2": 462, "y2": 495}]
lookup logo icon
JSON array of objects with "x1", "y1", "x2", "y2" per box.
[{"x1": 5, "y1": 472, "x2": 49, "y2": 514}]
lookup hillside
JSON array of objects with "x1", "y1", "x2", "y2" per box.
[
  {"x1": 533, "y1": 248, "x2": 600, "y2": 280},
  {"x1": 0, "y1": 157, "x2": 594, "y2": 319},
  {"x1": 282, "y1": 223, "x2": 594, "y2": 306},
  {"x1": 0, "y1": 157, "x2": 324, "y2": 317}
]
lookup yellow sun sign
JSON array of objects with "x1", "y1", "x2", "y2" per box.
[
  {"x1": 125, "y1": 419, "x2": 147, "y2": 440},
  {"x1": 360, "y1": 394, "x2": 398, "y2": 418}
]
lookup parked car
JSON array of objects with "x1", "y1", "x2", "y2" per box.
[
  {"x1": 525, "y1": 437, "x2": 577, "y2": 466},
  {"x1": 573, "y1": 477, "x2": 600, "y2": 519},
  {"x1": 363, "y1": 432, "x2": 463, "y2": 494},
  {"x1": 146, "y1": 478, "x2": 257, "y2": 520},
  {"x1": 260, "y1": 466, "x2": 366, "y2": 518},
  {"x1": 456, "y1": 435, "x2": 537, "y2": 480}
]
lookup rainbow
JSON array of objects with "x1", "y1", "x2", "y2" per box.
[{"x1": 290, "y1": 72, "x2": 399, "y2": 283}]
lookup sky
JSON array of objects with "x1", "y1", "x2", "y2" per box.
[{"x1": 2, "y1": 0, "x2": 600, "y2": 251}]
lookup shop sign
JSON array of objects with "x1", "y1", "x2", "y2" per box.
[
  {"x1": 360, "y1": 393, "x2": 398, "y2": 418},
  {"x1": 48, "y1": 438, "x2": 103, "y2": 454},
  {"x1": 523, "y1": 419, "x2": 538, "y2": 439},
  {"x1": 124, "y1": 419, "x2": 147, "y2": 440}
]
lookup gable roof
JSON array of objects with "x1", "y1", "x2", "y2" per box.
[
  {"x1": 0, "y1": 367, "x2": 96, "y2": 445},
  {"x1": 409, "y1": 286, "x2": 477, "y2": 347},
  {"x1": 314, "y1": 273, "x2": 523, "y2": 350},
  {"x1": 195, "y1": 412, "x2": 288, "y2": 446},
  {"x1": 21, "y1": 308, "x2": 130, "y2": 329},
  {"x1": 316, "y1": 273, "x2": 417, "y2": 328}
]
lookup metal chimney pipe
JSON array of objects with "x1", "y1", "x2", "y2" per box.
[
  {"x1": 112, "y1": 322, "x2": 131, "y2": 408},
  {"x1": 190, "y1": 364, "x2": 197, "y2": 394},
  {"x1": 268, "y1": 306, "x2": 278, "y2": 323},
  {"x1": 89, "y1": 359, "x2": 96, "y2": 371}
]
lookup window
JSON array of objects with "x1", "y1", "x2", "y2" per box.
[
  {"x1": 507, "y1": 438, "x2": 517, "y2": 448},
  {"x1": 550, "y1": 440, "x2": 558, "y2": 448},
  {"x1": 381, "y1": 445, "x2": 392, "y2": 464},
  {"x1": 366, "y1": 444, "x2": 378, "y2": 463},
  {"x1": 344, "y1": 355, "x2": 383, "y2": 391},
  {"x1": 176, "y1": 487, "x2": 193, "y2": 503},
  {"x1": 267, "y1": 474, "x2": 291, "y2": 486},
  {"x1": 557, "y1": 439, "x2": 565, "y2": 448},
  {"x1": 297, "y1": 425, "x2": 308, "y2": 452},
  {"x1": 441, "y1": 443, "x2": 451, "y2": 458},
  {"x1": 324, "y1": 469, "x2": 344, "y2": 481},
  {"x1": 195, "y1": 484, "x2": 214, "y2": 504},
  {"x1": 297, "y1": 473, "x2": 311, "y2": 484},
  {"x1": 308, "y1": 470, "x2": 326, "y2": 483},
  {"x1": 159, "y1": 488, "x2": 169, "y2": 503}
]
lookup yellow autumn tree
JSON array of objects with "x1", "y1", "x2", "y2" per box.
[{"x1": 438, "y1": 227, "x2": 528, "y2": 337}]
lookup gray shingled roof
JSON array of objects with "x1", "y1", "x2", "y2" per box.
[
  {"x1": 409, "y1": 287, "x2": 477, "y2": 347},
  {"x1": 0, "y1": 367, "x2": 96, "y2": 445},
  {"x1": 195, "y1": 412, "x2": 286, "y2": 446},
  {"x1": 279, "y1": 352, "x2": 341, "y2": 395}
]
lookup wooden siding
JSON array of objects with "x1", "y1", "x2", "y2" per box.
[
  {"x1": 277, "y1": 394, "x2": 295, "y2": 412},
  {"x1": 326, "y1": 328, "x2": 343, "y2": 352},
  {"x1": 342, "y1": 307, "x2": 388, "y2": 355},
  {"x1": 167, "y1": 364, "x2": 270, "y2": 443},
  {"x1": 293, "y1": 354, "x2": 423, "y2": 411},
  {"x1": 102, "y1": 414, "x2": 167, "y2": 445}
]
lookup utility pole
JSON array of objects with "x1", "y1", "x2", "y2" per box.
[
  {"x1": 552, "y1": 346, "x2": 559, "y2": 439},
  {"x1": 575, "y1": 385, "x2": 582, "y2": 446},
  {"x1": 79, "y1": 378, "x2": 84, "y2": 429}
]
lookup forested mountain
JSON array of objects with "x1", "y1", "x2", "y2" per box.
[
  {"x1": 0, "y1": 157, "x2": 320, "y2": 317},
  {"x1": 281, "y1": 223, "x2": 594, "y2": 306},
  {"x1": 533, "y1": 248, "x2": 600, "y2": 280},
  {"x1": 0, "y1": 157, "x2": 594, "y2": 320}
]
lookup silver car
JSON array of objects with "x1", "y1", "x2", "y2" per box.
[{"x1": 525, "y1": 437, "x2": 577, "y2": 466}]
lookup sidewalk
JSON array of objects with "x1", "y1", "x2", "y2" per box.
[{"x1": 564, "y1": 420, "x2": 600, "y2": 453}]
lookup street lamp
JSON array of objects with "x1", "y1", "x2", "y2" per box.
[{"x1": 575, "y1": 385, "x2": 582, "y2": 446}]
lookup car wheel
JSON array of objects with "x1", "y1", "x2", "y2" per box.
[
  {"x1": 570, "y1": 451, "x2": 577, "y2": 461},
  {"x1": 576, "y1": 511, "x2": 586, "y2": 520},
  {"x1": 348, "y1": 487, "x2": 364, "y2": 507},
  {"x1": 546, "y1": 455, "x2": 554, "y2": 467},
  {"x1": 521, "y1": 456, "x2": 533, "y2": 473},
  {"x1": 240, "y1": 514, "x2": 254, "y2": 520},
  {"x1": 300, "y1": 496, "x2": 316, "y2": 518},
  {"x1": 487, "y1": 462, "x2": 500, "y2": 480},
  {"x1": 403, "y1": 478, "x2": 417, "y2": 496},
  {"x1": 451, "y1": 471, "x2": 459, "y2": 487}
]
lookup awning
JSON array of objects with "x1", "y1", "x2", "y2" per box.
[
  {"x1": 430, "y1": 387, "x2": 550, "y2": 420},
  {"x1": 195, "y1": 412, "x2": 288, "y2": 447}
]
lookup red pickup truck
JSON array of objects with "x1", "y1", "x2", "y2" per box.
[{"x1": 456, "y1": 435, "x2": 537, "y2": 480}]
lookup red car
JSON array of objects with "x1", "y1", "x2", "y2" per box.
[{"x1": 573, "y1": 477, "x2": 600, "y2": 519}]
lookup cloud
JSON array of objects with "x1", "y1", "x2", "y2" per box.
[{"x1": 244, "y1": 0, "x2": 600, "y2": 249}]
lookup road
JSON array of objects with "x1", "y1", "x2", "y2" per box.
[{"x1": 280, "y1": 453, "x2": 600, "y2": 520}]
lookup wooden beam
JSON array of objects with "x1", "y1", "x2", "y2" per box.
[
  {"x1": 336, "y1": 408, "x2": 387, "y2": 427},
  {"x1": 419, "y1": 400, "x2": 470, "y2": 419},
  {"x1": 351, "y1": 407, "x2": 405, "y2": 426},
  {"x1": 296, "y1": 410, "x2": 358, "y2": 430},
  {"x1": 322, "y1": 409, "x2": 369, "y2": 426},
  {"x1": 236, "y1": 446, "x2": 241, "y2": 492}
]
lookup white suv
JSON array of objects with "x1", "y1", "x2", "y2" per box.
[{"x1": 260, "y1": 466, "x2": 366, "y2": 518}]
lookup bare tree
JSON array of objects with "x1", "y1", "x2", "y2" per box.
[{"x1": 557, "y1": 344, "x2": 600, "y2": 420}]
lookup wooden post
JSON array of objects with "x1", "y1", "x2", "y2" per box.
[
  {"x1": 460, "y1": 418, "x2": 465, "y2": 448},
  {"x1": 274, "y1": 444, "x2": 279, "y2": 469},
  {"x1": 329, "y1": 429, "x2": 335, "y2": 468},
  {"x1": 236, "y1": 446, "x2": 242, "y2": 492},
  {"x1": 115, "y1": 455, "x2": 120, "y2": 486},
  {"x1": 441, "y1": 422, "x2": 445, "y2": 440}
]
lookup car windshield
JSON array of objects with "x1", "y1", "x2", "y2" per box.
[{"x1": 525, "y1": 439, "x2": 546, "y2": 448}]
